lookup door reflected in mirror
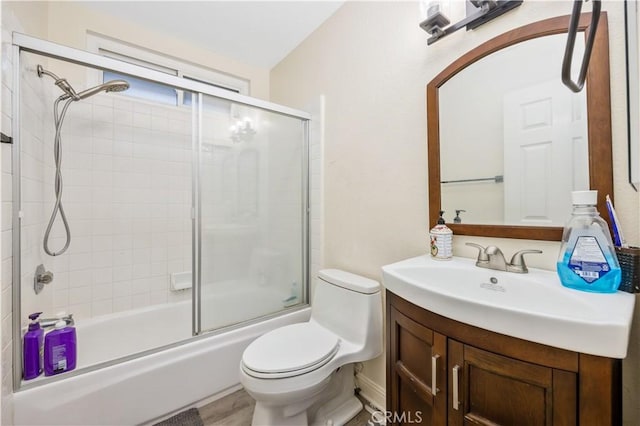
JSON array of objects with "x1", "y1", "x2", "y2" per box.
[
  {"x1": 427, "y1": 13, "x2": 613, "y2": 241},
  {"x1": 439, "y1": 34, "x2": 588, "y2": 227}
]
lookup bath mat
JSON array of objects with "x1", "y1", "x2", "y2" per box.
[{"x1": 153, "y1": 407, "x2": 204, "y2": 426}]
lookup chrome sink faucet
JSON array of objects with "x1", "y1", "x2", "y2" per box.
[{"x1": 466, "y1": 243, "x2": 542, "y2": 273}]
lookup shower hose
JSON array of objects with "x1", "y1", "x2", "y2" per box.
[{"x1": 43, "y1": 96, "x2": 75, "y2": 256}]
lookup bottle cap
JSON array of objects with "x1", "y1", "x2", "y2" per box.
[
  {"x1": 54, "y1": 320, "x2": 66, "y2": 330},
  {"x1": 572, "y1": 190, "x2": 597, "y2": 206},
  {"x1": 437, "y1": 210, "x2": 446, "y2": 225}
]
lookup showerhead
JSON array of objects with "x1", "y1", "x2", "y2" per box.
[
  {"x1": 76, "y1": 80, "x2": 130, "y2": 100},
  {"x1": 37, "y1": 64, "x2": 130, "y2": 101}
]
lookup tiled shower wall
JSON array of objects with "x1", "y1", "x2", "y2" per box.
[
  {"x1": 1, "y1": 30, "x2": 15, "y2": 425},
  {"x1": 18, "y1": 54, "x2": 193, "y2": 323}
]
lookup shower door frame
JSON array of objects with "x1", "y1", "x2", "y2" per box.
[{"x1": 11, "y1": 33, "x2": 311, "y2": 391}]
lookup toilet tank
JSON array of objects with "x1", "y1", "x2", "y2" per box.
[{"x1": 311, "y1": 269, "x2": 383, "y2": 359}]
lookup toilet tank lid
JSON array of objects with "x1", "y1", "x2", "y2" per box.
[{"x1": 318, "y1": 269, "x2": 380, "y2": 294}]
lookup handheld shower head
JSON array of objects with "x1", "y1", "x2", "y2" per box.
[
  {"x1": 76, "y1": 80, "x2": 130, "y2": 100},
  {"x1": 37, "y1": 64, "x2": 130, "y2": 101}
]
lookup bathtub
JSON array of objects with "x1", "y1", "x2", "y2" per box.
[{"x1": 13, "y1": 287, "x2": 310, "y2": 425}]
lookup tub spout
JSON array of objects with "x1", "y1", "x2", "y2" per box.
[{"x1": 41, "y1": 314, "x2": 74, "y2": 329}]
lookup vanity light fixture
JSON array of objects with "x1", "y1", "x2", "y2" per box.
[
  {"x1": 420, "y1": 0, "x2": 523, "y2": 45},
  {"x1": 230, "y1": 117, "x2": 256, "y2": 143}
]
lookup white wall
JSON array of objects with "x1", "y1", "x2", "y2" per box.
[
  {"x1": 270, "y1": 0, "x2": 639, "y2": 422},
  {"x1": 1, "y1": 2, "x2": 50, "y2": 423}
]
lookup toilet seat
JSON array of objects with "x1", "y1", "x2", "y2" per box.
[{"x1": 242, "y1": 323, "x2": 340, "y2": 379}]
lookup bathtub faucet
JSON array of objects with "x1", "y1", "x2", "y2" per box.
[{"x1": 40, "y1": 314, "x2": 74, "y2": 329}]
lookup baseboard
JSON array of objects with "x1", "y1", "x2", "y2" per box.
[{"x1": 356, "y1": 372, "x2": 386, "y2": 411}]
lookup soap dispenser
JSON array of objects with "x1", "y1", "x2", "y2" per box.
[
  {"x1": 430, "y1": 211, "x2": 453, "y2": 260},
  {"x1": 23, "y1": 312, "x2": 44, "y2": 380},
  {"x1": 454, "y1": 210, "x2": 466, "y2": 224}
]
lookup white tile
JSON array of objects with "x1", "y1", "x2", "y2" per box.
[
  {"x1": 92, "y1": 251, "x2": 113, "y2": 269},
  {"x1": 93, "y1": 105, "x2": 114, "y2": 123},
  {"x1": 53, "y1": 271, "x2": 69, "y2": 289},
  {"x1": 52, "y1": 288, "x2": 69, "y2": 310},
  {"x1": 114, "y1": 108, "x2": 133, "y2": 126},
  {"x1": 114, "y1": 124, "x2": 133, "y2": 142},
  {"x1": 68, "y1": 303, "x2": 91, "y2": 320},
  {"x1": 92, "y1": 267, "x2": 113, "y2": 285},
  {"x1": 113, "y1": 265, "x2": 132, "y2": 282},
  {"x1": 133, "y1": 112, "x2": 151, "y2": 128},
  {"x1": 112, "y1": 296, "x2": 132, "y2": 312},
  {"x1": 91, "y1": 137, "x2": 113, "y2": 156},
  {"x1": 113, "y1": 99, "x2": 133, "y2": 111},
  {"x1": 132, "y1": 263, "x2": 150, "y2": 280},
  {"x1": 69, "y1": 253, "x2": 92, "y2": 271},
  {"x1": 131, "y1": 278, "x2": 150, "y2": 295},
  {"x1": 92, "y1": 121, "x2": 114, "y2": 139},
  {"x1": 91, "y1": 299, "x2": 113, "y2": 315},
  {"x1": 92, "y1": 236, "x2": 113, "y2": 252},
  {"x1": 149, "y1": 291, "x2": 167, "y2": 305},
  {"x1": 131, "y1": 293, "x2": 150, "y2": 309},
  {"x1": 150, "y1": 262, "x2": 167, "y2": 277},
  {"x1": 113, "y1": 250, "x2": 133, "y2": 267},
  {"x1": 69, "y1": 269, "x2": 92, "y2": 288},
  {"x1": 113, "y1": 280, "x2": 132, "y2": 298},
  {"x1": 92, "y1": 283, "x2": 113, "y2": 301},
  {"x1": 132, "y1": 248, "x2": 151, "y2": 264},
  {"x1": 91, "y1": 154, "x2": 113, "y2": 171},
  {"x1": 69, "y1": 286, "x2": 91, "y2": 305},
  {"x1": 113, "y1": 234, "x2": 132, "y2": 251}
]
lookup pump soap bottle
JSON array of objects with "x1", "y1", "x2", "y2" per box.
[
  {"x1": 430, "y1": 210, "x2": 453, "y2": 260},
  {"x1": 23, "y1": 312, "x2": 44, "y2": 380},
  {"x1": 556, "y1": 190, "x2": 621, "y2": 293}
]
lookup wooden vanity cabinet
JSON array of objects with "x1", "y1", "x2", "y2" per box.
[{"x1": 386, "y1": 291, "x2": 622, "y2": 426}]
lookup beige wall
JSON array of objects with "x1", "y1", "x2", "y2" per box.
[
  {"x1": 271, "y1": 0, "x2": 639, "y2": 421},
  {"x1": 44, "y1": 1, "x2": 270, "y2": 100}
]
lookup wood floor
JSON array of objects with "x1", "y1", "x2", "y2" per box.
[{"x1": 198, "y1": 389, "x2": 374, "y2": 425}]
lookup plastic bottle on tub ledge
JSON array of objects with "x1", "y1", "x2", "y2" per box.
[
  {"x1": 23, "y1": 312, "x2": 44, "y2": 380},
  {"x1": 430, "y1": 210, "x2": 453, "y2": 260},
  {"x1": 556, "y1": 190, "x2": 621, "y2": 293},
  {"x1": 44, "y1": 320, "x2": 77, "y2": 376}
]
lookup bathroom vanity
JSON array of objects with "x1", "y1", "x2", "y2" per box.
[
  {"x1": 382, "y1": 255, "x2": 635, "y2": 426},
  {"x1": 386, "y1": 290, "x2": 621, "y2": 425}
]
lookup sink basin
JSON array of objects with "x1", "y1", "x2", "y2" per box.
[{"x1": 382, "y1": 255, "x2": 636, "y2": 358}]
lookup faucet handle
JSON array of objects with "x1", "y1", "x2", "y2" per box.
[
  {"x1": 509, "y1": 249, "x2": 543, "y2": 273},
  {"x1": 465, "y1": 242, "x2": 489, "y2": 263}
]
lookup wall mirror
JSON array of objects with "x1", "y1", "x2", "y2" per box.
[{"x1": 427, "y1": 13, "x2": 613, "y2": 241}]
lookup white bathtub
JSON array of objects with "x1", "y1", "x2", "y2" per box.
[{"x1": 13, "y1": 291, "x2": 310, "y2": 425}]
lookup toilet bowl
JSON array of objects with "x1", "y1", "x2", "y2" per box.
[{"x1": 240, "y1": 269, "x2": 383, "y2": 426}]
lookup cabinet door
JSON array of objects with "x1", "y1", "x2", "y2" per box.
[
  {"x1": 448, "y1": 340, "x2": 577, "y2": 426},
  {"x1": 388, "y1": 306, "x2": 447, "y2": 426}
]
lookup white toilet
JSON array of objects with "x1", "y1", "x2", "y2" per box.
[{"x1": 240, "y1": 269, "x2": 383, "y2": 426}]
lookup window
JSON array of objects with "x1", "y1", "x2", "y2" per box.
[{"x1": 87, "y1": 33, "x2": 249, "y2": 107}]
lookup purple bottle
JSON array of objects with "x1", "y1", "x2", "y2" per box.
[
  {"x1": 44, "y1": 320, "x2": 77, "y2": 376},
  {"x1": 23, "y1": 312, "x2": 44, "y2": 380}
]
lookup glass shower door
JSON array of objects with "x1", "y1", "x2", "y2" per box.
[{"x1": 197, "y1": 95, "x2": 308, "y2": 332}]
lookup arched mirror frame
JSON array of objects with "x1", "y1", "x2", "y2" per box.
[{"x1": 427, "y1": 12, "x2": 613, "y2": 241}]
